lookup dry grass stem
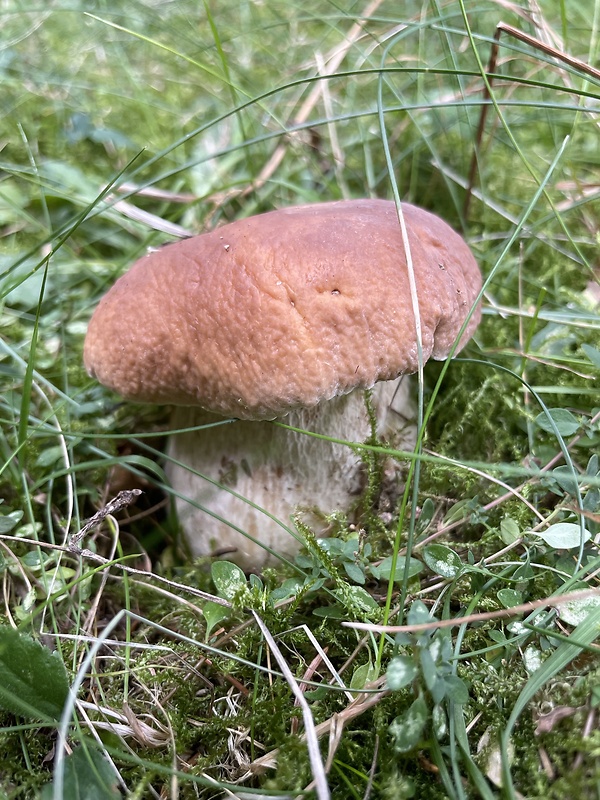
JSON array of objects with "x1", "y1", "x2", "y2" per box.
[
  {"x1": 345, "y1": 586, "x2": 600, "y2": 634},
  {"x1": 244, "y1": 676, "x2": 389, "y2": 779},
  {"x1": 241, "y1": 0, "x2": 384, "y2": 196},
  {"x1": 465, "y1": 19, "x2": 600, "y2": 216},
  {"x1": 252, "y1": 611, "x2": 330, "y2": 800}
]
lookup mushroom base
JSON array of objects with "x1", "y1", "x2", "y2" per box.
[{"x1": 166, "y1": 377, "x2": 416, "y2": 568}]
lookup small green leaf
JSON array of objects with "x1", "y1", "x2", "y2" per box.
[
  {"x1": 35, "y1": 445, "x2": 67, "y2": 468},
  {"x1": 585, "y1": 454, "x2": 599, "y2": 477},
  {"x1": 307, "y1": 577, "x2": 326, "y2": 593},
  {"x1": 583, "y1": 488, "x2": 599, "y2": 514},
  {"x1": 0, "y1": 626, "x2": 69, "y2": 721},
  {"x1": 416, "y1": 498, "x2": 436, "y2": 533},
  {"x1": 582, "y1": 344, "x2": 600, "y2": 368},
  {"x1": 22, "y1": 551, "x2": 50, "y2": 570},
  {"x1": 211, "y1": 561, "x2": 246, "y2": 599},
  {"x1": 303, "y1": 686, "x2": 329, "y2": 701},
  {"x1": 556, "y1": 593, "x2": 600, "y2": 627},
  {"x1": 419, "y1": 647, "x2": 439, "y2": 695},
  {"x1": 442, "y1": 499, "x2": 472, "y2": 525},
  {"x1": 313, "y1": 604, "x2": 345, "y2": 619},
  {"x1": 375, "y1": 556, "x2": 423, "y2": 582},
  {"x1": 499, "y1": 517, "x2": 520, "y2": 545},
  {"x1": 316, "y1": 537, "x2": 345, "y2": 555},
  {"x1": 535, "y1": 408, "x2": 581, "y2": 436},
  {"x1": 344, "y1": 585, "x2": 379, "y2": 612},
  {"x1": 350, "y1": 660, "x2": 378, "y2": 693},
  {"x1": 443, "y1": 674, "x2": 469, "y2": 704},
  {"x1": 422, "y1": 544, "x2": 462, "y2": 579},
  {"x1": 429, "y1": 676, "x2": 446, "y2": 706},
  {"x1": 432, "y1": 703, "x2": 448, "y2": 739},
  {"x1": 389, "y1": 692, "x2": 429, "y2": 753},
  {"x1": 342, "y1": 538, "x2": 360, "y2": 558},
  {"x1": 535, "y1": 522, "x2": 590, "y2": 550},
  {"x1": 14, "y1": 522, "x2": 42, "y2": 539},
  {"x1": 343, "y1": 561, "x2": 366, "y2": 584},
  {"x1": 522, "y1": 644, "x2": 542, "y2": 674},
  {"x1": 270, "y1": 577, "x2": 303, "y2": 601},
  {"x1": 552, "y1": 466, "x2": 580, "y2": 496},
  {"x1": 512, "y1": 562, "x2": 534, "y2": 581},
  {"x1": 15, "y1": 587, "x2": 37, "y2": 621},
  {"x1": 407, "y1": 601, "x2": 432, "y2": 627},
  {"x1": 386, "y1": 655, "x2": 417, "y2": 691},
  {"x1": 497, "y1": 588, "x2": 523, "y2": 608},
  {"x1": 0, "y1": 510, "x2": 23, "y2": 534},
  {"x1": 248, "y1": 573, "x2": 263, "y2": 590},
  {"x1": 40, "y1": 744, "x2": 120, "y2": 800},
  {"x1": 201, "y1": 601, "x2": 230, "y2": 641}
]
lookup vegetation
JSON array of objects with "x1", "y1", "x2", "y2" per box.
[{"x1": 1, "y1": 0, "x2": 599, "y2": 797}]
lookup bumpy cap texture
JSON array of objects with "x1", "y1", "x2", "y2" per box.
[{"x1": 84, "y1": 199, "x2": 482, "y2": 420}]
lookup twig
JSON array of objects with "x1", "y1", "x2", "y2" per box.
[
  {"x1": 343, "y1": 586, "x2": 600, "y2": 634},
  {"x1": 293, "y1": 623, "x2": 354, "y2": 701},
  {"x1": 106, "y1": 196, "x2": 192, "y2": 238},
  {"x1": 495, "y1": 22, "x2": 600, "y2": 81},
  {"x1": 69, "y1": 489, "x2": 143, "y2": 547},
  {"x1": 0, "y1": 531, "x2": 232, "y2": 609}
]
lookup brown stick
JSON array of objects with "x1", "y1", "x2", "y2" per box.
[
  {"x1": 344, "y1": 586, "x2": 600, "y2": 635},
  {"x1": 69, "y1": 489, "x2": 143, "y2": 547}
]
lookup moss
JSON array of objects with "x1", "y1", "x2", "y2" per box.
[
  {"x1": 0, "y1": 719, "x2": 54, "y2": 799},
  {"x1": 424, "y1": 360, "x2": 530, "y2": 471},
  {"x1": 263, "y1": 735, "x2": 312, "y2": 792}
]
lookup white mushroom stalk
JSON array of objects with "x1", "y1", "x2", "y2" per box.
[
  {"x1": 84, "y1": 199, "x2": 482, "y2": 568},
  {"x1": 167, "y1": 377, "x2": 415, "y2": 566}
]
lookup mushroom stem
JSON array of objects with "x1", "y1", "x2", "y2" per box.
[{"x1": 166, "y1": 377, "x2": 416, "y2": 567}]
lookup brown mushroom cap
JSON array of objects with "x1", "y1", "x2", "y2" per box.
[{"x1": 84, "y1": 199, "x2": 481, "y2": 420}]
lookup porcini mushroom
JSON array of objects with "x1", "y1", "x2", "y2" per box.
[{"x1": 84, "y1": 199, "x2": 482, "y2": 567}]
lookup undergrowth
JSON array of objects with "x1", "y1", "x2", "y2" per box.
[{"x1": 1, "y1": 1, "x2": 600, "y2": 798}]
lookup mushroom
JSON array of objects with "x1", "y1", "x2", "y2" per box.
[{"x1": 84, "y1": 199, "x2": 482, "y2": 567}]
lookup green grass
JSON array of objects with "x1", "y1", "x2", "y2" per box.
[{"x1": 1, "y1": 0, "x2": 600, "y2": 798}]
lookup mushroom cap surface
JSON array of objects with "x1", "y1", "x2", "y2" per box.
[{"x1": 84, "y1": 199, "x2": 482, "y2": 420}]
